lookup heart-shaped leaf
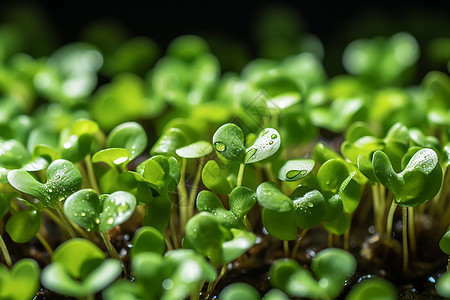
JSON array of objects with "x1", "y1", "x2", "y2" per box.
[
  {"x1": 212, "y1": 123, "x2": 245, "y2": 162},
  {"x1": 6, "y1": 209, "x2": 42, "y2": 243},
  {"x1": 41, "y1": 239, "x2": 122, "y2": 298},
  {"x1": 130, "y1": 226, "x2": 166, "y2": 259},
  {"x1": 196, "y1": 188, "x2": 255, "y2": 230},
  {"x1": 107, "y1": 121, "x2": 147, "y2": 160},
  {"x1": 64, "y1": 189, "x2": 136, "y2": 232},
  {"x1": 201, "y1": 160, "x2": 232, "y2": 194},
  {"x1": 278, "y1": 159, "x2": 315, "y2": 182},
  {"x1": 0, "y1": 258, "x2": 41, "y2": 300},
  {"x1": 256, "y1": 181, "x2": 293, "y2": 212},
  {"x1": 291, "y1": 186, "x2": 326, "y2": 229},
  {"x1": 262, "y1": 209, "x2": 298, "y2": 241},
  {"x1": 245, "y1": 128, "x2": 281, "y2": 164},
  {"x1": 175, "y1": 140, "x2": 213, "y2": 158},
  {"x1": 323, "y1": 212, "x2": 352, "y2": 235},
  {"x1": 8, "y1": 159, "x2": 82, "y2": 208},
  {"x1": 373, "y1": 148, "x2": 442, "y2": 206}
]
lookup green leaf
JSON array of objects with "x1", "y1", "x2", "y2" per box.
[
  {"x1": 263, "y1": 289, "x2": 290, "y2": 300},
  {"x1": 118, "y1": 171, "x2": 155, "y2": 204},
  {"x1": 323, "y1": 192, "x2": 344, "y2": 221},
  {"x1": 291, "y1": 186, "x2": 326, "y2": 229},
  {"x1": 219, "y1": 282, "x2": 260, "y2": 300},
  {"x1": 278, "y1": 159, "x2": 315, "y2": 182},
  {"x1": 196, "y1": 190, "x2": 243, "y2": 229},
  {"x1": 175, "y1": 140, "x2": 213, "y2": 158},
  {"x1": 201, "y1": 160, "x2": 232, "y2": 194},
  {"x1": 311, "y1": 248, "x2": 356, "y2": 298},
  {"x1": 45, "y1": 159, "x2": 83, "y2": 206},
  {"x1": 270, "y1": 259, "x2": 324, "y2": 298},
  {"x1": 6, "y1": 209, "x2": 42, "y2": 243},
  {"x1": 436, "y1": 272, "x2": 450, "y2": 298},
  {"x1": 439, "y1": 227, "x2": 450, "y2": 255},
  {"x1": 373, "y1": 148, "x2": 442, "y2": 207},
  {"x1": 245, "y1": 128, "x2": 281, "y2": 164},
  {"x1": 0, "y1": 139, "x2": 30, "y2": 169},
  {"x1": 212, "y1": 123, "x2": 245, "y2": 162},
  {"x1": 64, "y1": 189, "x2": 101, "y2": 232},
  {"x1": 107, "y1": 122, "x2": 147, "y2": 160},
  {"x1": 92, "y1": 148, "x2": 131, "y2": 170},
  {"x1": 229, "y1": 186, "x2": 256, "y2": 218},
  {"x1": 0, "y1": 192, "x2": 16, "y2": 219},
  {"x1": 346, "y1": 278, "x2": 398, "y2": 300},
  {"x1": 256, "y1": 181, "x2": 293, "y2": 212},
  {"x1": 222, "y1": 228, "x2": 256, "y2": 264},
  {"x1": 262, "y1": 209, "x2": 297, "y2": 241},
  {"x1": 7, "y1": 169, "x2": 49, "y2": 206},
  {"x1": 0, "y1": 258, "x2": 41, "y2": 300},
  {"x1": 130, "y1": 226, "x2": 166, "y2": 259},
  {"x1": 317, "y1": 159, "x2": 349, "y2": 192},
  {"x1": 323, "y1": 212, "x2": 352, "y2": 235},
  {"x1": 64, "y1": 189, "x2": 136, "y2": 233}
]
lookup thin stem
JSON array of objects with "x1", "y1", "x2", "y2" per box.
[
  {"x1": 386, "y1": 200, "x2": 398, "y2": 242},
  {"x1": 344, "y1": 226, "x2": 350, "y2": 251},
  {"x1": 264, "y1": 162, "x2": 277, "y2": 183},
  {"x1": 448, "y1": 256, "x2": 450, "y2": 271},
  {"x1": 402, "y1": 207, "x2": 409, "y2": 272},
  {"x1": 178, "y1": 158, "x2": 189, "y2": 233},
  {"x1": 100, "y1": 231, "x2": 127, "y2": 276},
  {"x1": 55, "y1": 203, "x2": 77, "y2": 239},
  {"x1": 85, "y1": 155, "x2": 100, "y2": 194},
  {"x1": 188, "y1": 157, "x2": 204, "y2": 219},
  {"x1": 169, "y1": 215, "x2": 179, "y2": 249},
  {"x1": 291, "y1": 229, "x2": 309, "y2": 258},
  {"x1": 236, "y1": 163, "x2": 245, "y2": 187},
  {"x1": 408, "y1": 207, "x2": 416, "y2": 259},
  {"x1": 207, "y1": 264, "x2": 227, "y2": 295},
  {"x1": 163, "y1": 231, "x2": 174, "y2": 251},
  {"x1": 36, "y1": 231, "x2": 54, "y2": 257},
  {"x1": 0, "y1": 234, "x2": 12, "y2": 267},
  {"x1": 328, "y1": 232, "x2": 333, "y2": 248},
  {"x1": 283, "y1": 240, "x2": 290, "y2": 257}
]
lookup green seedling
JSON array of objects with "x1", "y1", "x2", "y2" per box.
[
  {"x1": 0, "y1": 258, "x2": 40, "y2": 300},
  {"x1": 196, "y1": 186, "x2": 256, "y2": 230},
  {"x1": 7, "y1": 158, "x2": 82, "y2": 238},
  {"x1": 106, "y1": 121, "x2": 147, "y2": 160},
  {"x1": 346, "y1": 278, "x2": 398, "y2": 300},
  {"x1": 422, "y1": 71, "x2": 450, "y2": 128},
  {"x1": 219, "y1": 282, "x2": 260, "y2": 300},
  {"x1": 270, "y1": 248, "x2": 356, "y2": 299},
  {"x1": 64, "y1": 189, "x2": 136, "y2": 267},
  {"x1": 277, "y1": 159, "x2": 315, "y2": 182},
  {"x1": 6, "y1": 209, "x2": 42, "y2": 243},
  {"x1": 184, "y1": 212, "x2": 256, "y2": 268},
  {"x1": 41, "y1": 238, "x2": 122, "y2": 299},
  {"x1": 0, "y1": 138, "x2": 48, "y2": 183},
  {"x1": 213, "y1": 123, "x2": 281, "y2": 187},
  {"x1": 175, "y1": 140, "x2": 213, "y2": 232},
  {"x1": 373, "y1": 148, "x2": 442, "y2": 271},
  {"x1": 104, "y1": 249, "x2": 216, "y2": 300}
]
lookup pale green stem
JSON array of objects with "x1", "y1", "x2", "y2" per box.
[
  {"x1": 163, "y1": 231, "x2": 173, "y2": 251},
  {"x1": 85, "y1": 155, "x2": 100, "y2": 194},
  {"x1": 283, "y1": 240, "x2": 289, "y2": 257},
  {"x1": 169, "y1": 216, "x2": 179, "y2": 249},
  {"x1": 291, "y1": 229, "x2": 309, "y2": 259},
  {"x1": 56, "y1": 203, "x2": 77, "y2": 239},
  {"x1": 236, "y1": 163, "x2": 245, "y2": 187},
  {"x1": 100, "y1": 231, "x2": 126, "y2": 276},
  {"x1": 386, "y1": 200, "x2": 398, "y2": 242},
  {"x1": 190, "y1": 281, "x2": 203, "y2": 300},
  {"x1": 178, "y1": 158, "x2": 189, "y2": 233},
  {"x1": 402, "y1": 207, "x2": 409, "y2": 272},
  {"x1": 328, "y1": 232, "x2": 333, "y2": 248},
  {"x1": 372, "y1": 184, "x2": 382, "y2": 233},
  {"x1": 432, "y1": 167, "x2": 449, "y2": 219},
  {"x1": 188, "y1": 157, "x2": 205, "y2": 219},
  {"x1": 80, "y1": 294, "x2": 94, "y2": 300},
  {"x1": 408, "y1": 207, "x2": 416, "y2": 258},
  {"x1": 207, "y1": 264, "x2": 227, "y2": 295},
  {"x1": 0, "y1": 234, "x2": 12, "y2": 267},
  {"x1": 344, "y1": 225, "x2": 350, "y2": 251},
  {"x1": 36, "y1": 231, "x2": 54, "y2": 257}
]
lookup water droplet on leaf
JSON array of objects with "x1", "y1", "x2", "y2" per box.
[{"x1": 214, "y1": 142, "x2": 226, "y2": 152}]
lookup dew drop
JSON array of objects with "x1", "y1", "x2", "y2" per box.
[
  {"x1": 271, "y1": 134, "x2": 277, "y2": 139},
  {"x1": 264, "y1": 191, "x2": 272, "y2": 196},
  {"x1": 307, "y1": 202, "x2": 314, "y2": 208},
  {"x1": 214, "y1": 142, "x2": 226, "y2": 152},
  {"x1": 286, "y1": 170, "x2": 301, "y2": 179},
  {"x1": 81, "y1": 212, "x2": 86, "y2": 217},
  {"x1": 106, "y1": 217, "x2": 114, "y2": 224},
  {"x1": 269, "y1": 140, "x2": 274, "y2": 145}
]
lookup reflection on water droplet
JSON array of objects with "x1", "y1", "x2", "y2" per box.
[
  {"x1": 214, "y1": 142, "x2": 226, "y2": 152},
  {"x1": 106, "y1": 217, "x2": 114, "y2": 224},
  {"x1": 286, "y1": 170, "x2": 301, "y2": 179},
  {"x1": 95, "y1": 218, "x2": 100, "y2": 224},
  {"x1": 271, "y1": 134, "x2": 277, "y2": 139},
  {"x1": 269, "y1": 140, "x2": 274, "y2": 145},
  {"x1": 307, "y1": 202, "x2": 314, "y2": 208},
  {"x1": 114, "y1": 156, "x2": 128, "y2": 165},
  {"x1": 81, "y1": 212, "x2": 86, "y2": 217},
  {"x1": 264, "y1": 191, "x2": 272, "y2": 196}
]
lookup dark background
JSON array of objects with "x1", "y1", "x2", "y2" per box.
[{"x1": 0, "y1": 0, "x2": 449, "y2": 76}]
